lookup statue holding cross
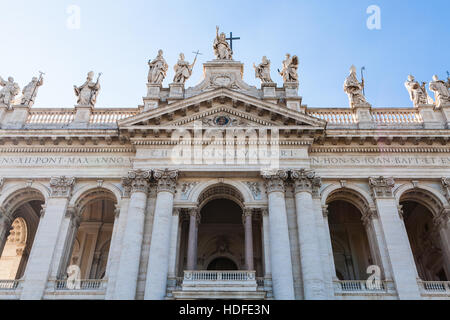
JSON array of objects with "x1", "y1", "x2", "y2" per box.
[{"x1": 213, "y1": 26, "x2": 233, "y2": 60}]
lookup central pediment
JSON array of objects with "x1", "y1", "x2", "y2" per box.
[{"x1": 119, "y1": 88, "x2": 326, "y2": 130}]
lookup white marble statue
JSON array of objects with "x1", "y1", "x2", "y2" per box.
[
  {"x1": 253, "y1": 56, "x2": 273, "y2": 83},
  {"x1": 344, "y1": 65, "x2": 370, "y2": 108},
  {"x1": 405, "y1": 75, "x2": 433, "y2": 107},
  {"x1": 429, "y1": 75, "x2": 450, "y2": 108},
  {"x1": 74, "y1": 71, "x2": 101, "y2": 106},
  {"x1": 21, "y1": 73, "x2": 44, "y2": 107},
  {"x1": 173, "y1": 53, "x2": 196, "y2": 84},
  {"x1": 279, "y1": 54, "x2": 299, "y2": 83},
  {"x1": 213, "y1": 26, "x2": 233, "y2": 60},
  {"x1": 148, "y1": 50, "x2": 168, "y2": 85},
  {"x1": 0, "y1": 76, "x2": 20, "y2": 108}
]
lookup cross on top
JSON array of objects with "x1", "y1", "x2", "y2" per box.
[{"x1": 226, "y1": 32, "x2": 240, "y2": 51}]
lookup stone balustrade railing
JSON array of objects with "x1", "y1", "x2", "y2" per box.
[
  {"x1": 333, "y1": 280, "x2": 393, "y2": 293},
  {"x1": 54, "y1": 279, "x2": 107, "y2": 291},
  {"x1": 183, "y1": 270, "x2": 256, "y2": 281},
  {"x1": 19, "y1": 107, "x2": 430, "y2": 127},
  {"x1": 418, "y1": 281, "x2": 450, "y2": 294},
  {"x1": 0, "y1": 280, "x2": 21, "y2": 290}
]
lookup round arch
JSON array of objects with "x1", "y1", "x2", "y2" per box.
[
  {"x1": 323, "y1": 184, "x2": 374, "y2": 214},
  {"x1": 0, "y1": 187, "x2": 46, "y2": 217},
  {"x1": 190, "y1": 180, "x2": 254, "y2": 205},
  {"x1": 70, "y1": 183, "x2": 121, "y2": 211},
  {"x1": 396, "y1": 184, "x2": 447, "y2": 217},
  {"x1": 197, "y1": 184, "x2": 246, "y2": 211}
]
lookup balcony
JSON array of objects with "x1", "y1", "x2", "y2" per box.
[
  {"x1": 43, "y1": 279, "x2": 107, "y2": 300},
  {"x1": 333, "y1": 280, "x2": 397, "y2": 300},
  {"x1": 172, "y1": 271, "x2": 267, "y2": 300},
  {"x1": 419, "y1": 281, "x2": 450, "y2": 299},
  {"x1": 0, "y1": 280, "x2": 22, "y2": 300}
]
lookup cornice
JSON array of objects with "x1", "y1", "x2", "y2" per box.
[
  {"x1": 311, "y1": 146, "x2": 450, "y2": 153},
  {"x1": 0, "y1": 146, "x2": 135, "y2": 153}
]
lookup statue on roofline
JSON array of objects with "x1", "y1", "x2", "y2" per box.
[
  {"x1": 429, "y1": 75, "x2": 450, "y2": 109},
  {"x1": 343, "y1": 65, "x2": 370, "y2": 108},
  {"x1": 0, "y1": 76, "x2": 20, "y2": 109},
  {"x1": 148, "y1": 49, "x2": 168, "y2": 85},
  {"x1": 74, "y1": 71, "x2": 101, "y2": 107},
  {"x1": 213, "y1": 26, "x2": 233, "y2": 60},
  {"x1": 279, "y1": 53, "x2": 299, "y2": 84},
  {"x1": 254, "y1": 56, "x2": 273, "y2": 84}
]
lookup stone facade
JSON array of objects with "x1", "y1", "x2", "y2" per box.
[{"x1": 0, "y1": 50, "x2": 450, "y2": 300}]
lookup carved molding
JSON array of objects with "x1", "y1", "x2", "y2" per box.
[
  {"x1": 434, "y1": 208, "x2": 450, "y2": 230},
  {"x1": 369, "y1": 176, "x2": 395, "y2": 199},
  {"x1": 262, "y1": 170, "x2": 288, "y2": 193},
  {"x1": 49, "y1": 176, "x2": 75, "y2": 198},
  {"x1": 441, "y1": 178, "x2": 450, "y2": 202},
  {"x1": 154, "y1": 169, "x2": 179, "y2": 194},
  {"x1": 361, "y1": 208, "x2": 378, "y2": 227},
  {"x1": 290, "y1": 169, "x2": 322, "y2": 195}
]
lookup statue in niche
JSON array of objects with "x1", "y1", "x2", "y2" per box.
[
  {"x1": 0, "y1": 76, "x2": 20, "y2": 108},
  {"x1": 279, "y1": 53, "x2": 299, "y2": 83},
  {"x1": 343, "y1": 65, "x2": 370, "y2": 108},
  {"x1": 148, "y1": 49, "x2": 168, "y2": 85},
  {"x1": 404, "y1": 75, "x2": 433, "y2": 107},
  {"x1": 21, "y1": 73, "x2": 44, "y2": 107},
  {"x1": 74, "y1": 71, "x2": 101, "y2": 106},
  {"x1": 213, "y1": 26, "x2": 233, "y2": 60},
  {"x1": 429, "y1": 75, "x2": 450, "y2": 109},
  {"x1": 173, "y1": 53, "x2": 196, "y2": 84},
  {"x1": 253, "y1": 56, "x2": 273, "y2": 83}
]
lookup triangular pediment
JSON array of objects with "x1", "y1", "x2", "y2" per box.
[{"x1": 119, "y1": 88, "x2": 326, "y2": 130}]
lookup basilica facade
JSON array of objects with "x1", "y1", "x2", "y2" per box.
[{"x1": 0, "y1": 34, "x2": 450, "y2": 300}]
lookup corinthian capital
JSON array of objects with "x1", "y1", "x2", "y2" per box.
[
  {"x1": 154, "y1": 169, "x2": 179, "y2": 194},
  {"x1": 261, "y1": 169, "x2": 289, "y2": 193},
  {"x1": 50, "y1": 176, "x2": 75, "y2": 198},
  {"x1": 125, "y1": 170, "x2": 151, "y2": 194},
  {"x1": 290, "y1": 169, "x2": 321, "y2": 195},
  {"x1": 369, "y1": 176, "x2": 395, "y2": 199}
]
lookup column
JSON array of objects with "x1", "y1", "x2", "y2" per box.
[
  {"x1": 434, "y1": 208, "x2": 450, "y2": 277},
  {"x1": 262, "y1": 170, "x2": 295, "y2": 300},
  {"x1": 261, "y1": 209, "x2": 271, "y2": 278},
  {"x1": 369, "y1": 177, "x2": 421, "y2": 299},
  {"x1": 361, "y1": 209, "x2": 393, "y2": 281},
  {"x1": 186, "y1": 208, "x2": 199, "y2": 270},
  {"x1": 105, "y1": 201, "x2": 129, "y2": 299},
  {"x1": 21, "y1": 176, "x2": 75, "y2": 300},
  {"x1": 144, "y1": 169, "x2": 178, "y2": 300},
  {"x1": 243, "y1": 208, "x2": 254, "y2": 270},
  {"x1": 168, "y1": 208, "x2": 181, "y2": 279},
  {"x1": 48, "y1": 206, "x2": 81, "y2": 280},
  {"x1": 291, "y1": 169, "x2": 326, "y2": 300},
  {"x1": 113, "y1": 170, "x2": 151, "y2": 300}
]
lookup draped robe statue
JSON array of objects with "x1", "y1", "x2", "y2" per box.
[
  {"x1": 254, "y1": 56, "x2": 273, "y2": 83},
  {"x1": 21, "y1": 76, "x2": 44, "y2": 107},
  {"x1": 344, "y1": 65, "x2": 370, "y2": 108},
  {"x1": 404, "y1": 75, "x2": 432, "y2": 107},
  {"x1": 213, "y1": 26, "x2": 233, "y2": 60},
  {"x1": 148, "y1": 50, "x2": 168, "y2": 85},
  {"x1": 429, "y1": 75, "x2": 450, "y2": 109},
  {"x1": 74, "y1": 71, "x2": 101, "y2": 106},
  {"x1": 0, "y1": 76, "x2": 20, "y2": 108},
  {"x1": 173, "y1": 53, "x2": 195, "y2": 84},
  {"x1": 279, "y1": 54, "x2": 299, "y2": 83}
]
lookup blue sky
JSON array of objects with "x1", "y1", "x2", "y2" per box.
[{"x1": 0, "y1": 0, "x2": 448, "y2": 108}]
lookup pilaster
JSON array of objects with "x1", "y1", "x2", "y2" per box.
[
  {"x1": 21, "y1": 176, "x2": 75, "y2": 300},
  {"x1": 369, "y1": 176, "x2": 422, "y2": 300}
]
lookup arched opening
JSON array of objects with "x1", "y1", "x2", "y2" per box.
[
  {"x1": 64, "y1": 189, "x2": 117, "y2": 280},
  {"x1": 0, "y1": 190, "x2": 44, "y2": 280},
  {"x1": 177, "y1": 184, "x2": 264, "y2": 277},
  {"x1": 207, "y1": 257, "x2": 238, "y2": 271},
  {"x1": 327, "y1": 200, "x2": 373, "y2": 280},
  {"x1": 400, "y1": 198, "x2": 449, "y2": 281}
]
